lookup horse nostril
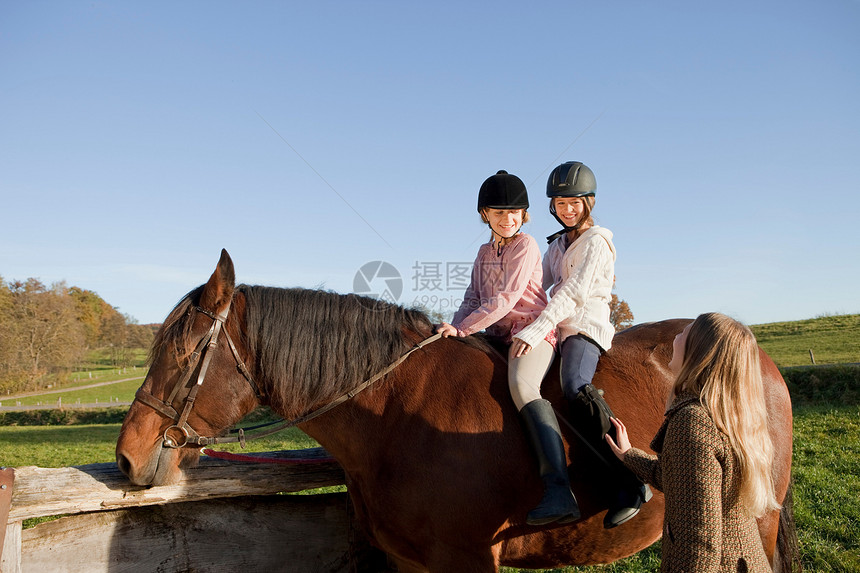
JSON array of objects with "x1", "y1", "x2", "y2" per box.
[{"x1": 116, "y1": 452, "x2": 132, "y2": 477}]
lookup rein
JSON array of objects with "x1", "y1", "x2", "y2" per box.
[{"x1": 134, "y1": 301, "x2": 442, "y2": 449}]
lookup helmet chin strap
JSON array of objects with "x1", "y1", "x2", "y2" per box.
[{"x1": 491, "y1": 225, "x2": 522, "y2": 256}]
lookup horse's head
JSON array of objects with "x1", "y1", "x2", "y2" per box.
[{"x1": 116, "y1": 249, "x2": 261, "y2": 486}]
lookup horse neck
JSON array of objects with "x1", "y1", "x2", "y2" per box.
[
  {"x1": 297, "y1": 375, "x2": 399, "y2": 473},
  {"x1": 240, "y1": 285, "x2": 436, "y2": 426},
  {"x1": 298, "y1": 338, "x2": 510, "y2": 473}
]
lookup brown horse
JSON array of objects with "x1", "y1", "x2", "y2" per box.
[{"x1": 116, "y1": 250, "x2": 799, "y2": 572}]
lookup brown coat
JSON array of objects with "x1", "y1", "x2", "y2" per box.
[{"x1": 623, "y1": 392, "x2": 772, "y2": 573}]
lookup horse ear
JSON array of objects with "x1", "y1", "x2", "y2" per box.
[{"x1": 200, "y1": 249, "x2": 236, "y2": 314}]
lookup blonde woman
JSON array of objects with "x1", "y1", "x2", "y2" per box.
[{"x1": 606, "y1": 312, "x2": 780, "y2": 572}]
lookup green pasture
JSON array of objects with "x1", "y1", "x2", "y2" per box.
[
  {"x1": 752, "y1": 313, "x2": 860, "y2": 367},
  {"x1": 0, "y1": 404, "x2": 857, "y2": 571},
  {"x1": 0, "y1": 423, "x2": 317, "y2": 468},
  {"x1": 75, "y1": 347, "x2": 149, "y2": 371},
  {"x1": 66, "y1": 366, "x2": 145, "y2": 386},
  {"x1": 64, "y1": 347, "x2": 148, "y2": 384},
  {"x1": 0, "y1": 377, "x2": 143, "y2": 408}
]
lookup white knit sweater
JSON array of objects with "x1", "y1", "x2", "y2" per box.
[{"x1": 513, "y1": 225, "x2": 616, "y2": 351}]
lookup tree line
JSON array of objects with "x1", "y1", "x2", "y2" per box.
[{"x1": 0, "y1": 276, "x2": 155, "y2": 395}]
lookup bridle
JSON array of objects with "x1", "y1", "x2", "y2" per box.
[
  {"x1": 133, "y1": 298, "x2": 442, "y2": 449},
  {"x1": 134, "y1": 300, "x2": 263, "y2": 449}
]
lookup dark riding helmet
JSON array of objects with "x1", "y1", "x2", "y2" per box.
[
  {"x1": 546, "y1": 161, "x2": 596, "y2": 198},
  {"x1": 477, "y1": 170, "x2": 529, "y2": 211},
  {"x1": 546, "y1": 162, "x2": 597, "y2": 243}
]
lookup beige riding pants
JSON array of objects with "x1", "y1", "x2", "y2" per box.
[{"x1": 508, "y1": 339, "x2": 556, "y2": 411}]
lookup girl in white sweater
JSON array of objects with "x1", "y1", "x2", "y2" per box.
[{"x1": 512, "y1": 161, "x2": 650, "y2": 529}]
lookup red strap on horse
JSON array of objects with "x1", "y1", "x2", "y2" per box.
[{"x1": 202, "y1": 448, "x2": 336, "y2": 465}]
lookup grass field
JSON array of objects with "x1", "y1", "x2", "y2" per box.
[
  {"x1": 67, "y1": 365, "x2": 146, "y2": 385},
  {"x1": 790, "y1": 405, "x2": 860, "y2": 572},
  {"x1": 752, "y1": 313, "x2": 860, "y2": 367},
  {"x1": 0, "y1": 424, "x2": 317, "y2": 468},
  {"x1": 71, "y1": 347, "x2": 149, "y2": 374},
  {"x1": 0, "y1": 377, "x2": 143, "y2": 408}
]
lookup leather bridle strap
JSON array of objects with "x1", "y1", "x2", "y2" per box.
[
  {"x1": 134, "y1": 300, "x2": 263, "y2": 448},
  {"x1": 195, "y1": 306, "x2": 261, "y2": 399},
  {"x1": 171, "y1": 302, "x2": 229, "y2": 436},
  {"x1": 133, "y1": 318, "x2": 220, "y2": 427}
]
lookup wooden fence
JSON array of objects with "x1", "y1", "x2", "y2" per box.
[{"x1": 1, "y1": 449, "x2": 391, "y2": 572}]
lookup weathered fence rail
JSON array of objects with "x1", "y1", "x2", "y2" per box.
[{"x1": 1, "y1": 449, "x2": 390, "y2": 572}]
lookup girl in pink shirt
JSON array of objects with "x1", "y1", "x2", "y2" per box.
[{"x1": 436, "y1": 170, "x2": 580, "y2": 526}]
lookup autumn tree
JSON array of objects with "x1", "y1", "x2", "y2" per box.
[
  {"x1": 0, "y1": 276, "x2": 18, "y2": 394},
  {"x1": 126, "y1": 319, "x2": 155, "y2": 349},
  {"x1": 67, "y1": 287, "x2": 154, "y2": 366},
  {"x1": 0, "y1": 279, "x2": 85, "y2": 393},
  {"x1": 69, "y1": 286, "x2": 115, "y2": 350},
  {"x1": 0, "y1": 276, "x2": 157, "y2": 394},
  {"x1": 101, "y1": 310, "x2": 139, "y2": 367},
  {"x1": 609, "y1": 294, "x2": 634, "y2": 331}
]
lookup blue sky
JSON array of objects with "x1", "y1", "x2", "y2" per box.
[{"x1": 2, "y1": 1, "x2": 858, "y2": 326}]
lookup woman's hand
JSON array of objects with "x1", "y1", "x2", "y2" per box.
[
  {"x1": 605, "y1": 417, "x2": 631, "y2": 461},
  {"x1": 435, "y1": 323, "x2": 458, "y2": 338},
  {"x1": 510, "y1": 338, "x2": 532, "y2": 357}
]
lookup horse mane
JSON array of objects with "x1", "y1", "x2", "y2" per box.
[
  {"x1": 148, "y1": 285, "x2": 205, "y2": 368},
  {"x1": 239, "y1": 285, "x2": 438, "y2": 416},
  {"x1": 151, "y1": 284, "x2": 439, "y2": 413},
  {"x1": 148, "y1": 283, "x2": 493, "y2": 417}
]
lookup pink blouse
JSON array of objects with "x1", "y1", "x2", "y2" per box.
[{"x1": 451, "y1": 232, "x2": 553, "y2": 344}]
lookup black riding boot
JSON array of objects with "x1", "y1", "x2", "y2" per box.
[
  {"x1": 570, "y1": 384, "x2": 652, "y2": 529},
  {"x1": 519, "y1": 399, "x2": 581, "y2": 526}
]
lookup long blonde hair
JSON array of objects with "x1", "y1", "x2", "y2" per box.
[{"x1": 673, "y1": 312, "x2": 780, "y2": 517}]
